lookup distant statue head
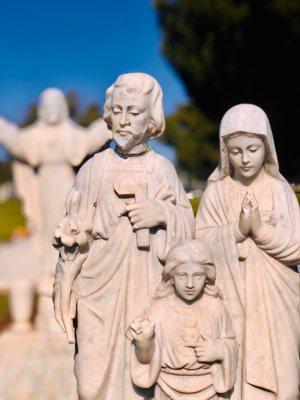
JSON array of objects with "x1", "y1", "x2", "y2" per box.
[
  {"x1": 38, "y1": 88, "x2": 69, "y2": 125},
  {"x1": 103, "y1": 72, "x2": 165, "y2": 152},
  {"x1": 153, "y1": 240, "x2": 220, "y2": 301}
]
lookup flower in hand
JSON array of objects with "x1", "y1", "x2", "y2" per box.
[
  {"x1": 193, "y1": 333, "x2": 224, "y2": 363},
  {"x1": 53, "y1": 189, "x2": 92, "y2": 261},
  {"x1": 53, "y1": 189, "x2": 92, "y2": 249},
  {"x1": 126, "y1": 200, "x2": 166, "y2": 230},
  {"x1": 54, "y1": 217, "x2": 92, "y2": 248}
]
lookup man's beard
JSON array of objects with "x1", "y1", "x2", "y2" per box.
[{"x1": 113, "y1": 129, "x2": 149, "y2": 153}]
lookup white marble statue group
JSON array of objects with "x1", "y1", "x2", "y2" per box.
[{"x1": 3, "y1": 72, "x2": 299, "y2": 400}]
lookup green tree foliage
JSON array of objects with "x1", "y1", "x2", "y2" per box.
[
  {"x1": 164, "y1": 103, "x2": 218, "y2": 178},
  {"x1": 155, "y1": 0, "x2": 300, "y2": 180},
  {"x1": 66, "y1": 91, "x2": 80, "y2": 120},
  {"x1": 20, "y1": 104, "x2": 38, "y2": 128},
  {"x1": 77, "y1": 103, "x2": 101, "y2": 127},
  {"x1": 0, "y1": 161, "x2": 12, "y2": 184}
]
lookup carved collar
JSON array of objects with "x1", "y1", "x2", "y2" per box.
[{"x1": 115, "y1": 145, "x2": 152, "y2": 158}]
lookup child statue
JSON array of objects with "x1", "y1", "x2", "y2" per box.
[
  {"x1": 196, "y1": 104, "x2": 300, "y2": 400},
  {"x1": 128, "y1": 240, "x2": 238, "y2": 400},
  {"x1": 53, "y1": 73, "x2": 195, "y2": 399}
]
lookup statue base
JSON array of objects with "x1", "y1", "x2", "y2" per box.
[{"x1": 0, "y1": 329, "x2": 77, "y2": 399}]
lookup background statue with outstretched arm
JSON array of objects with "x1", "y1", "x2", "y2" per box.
[
  {"x1": 0, "y1": 89, "x2": 112, "y2": 329},
  {"x1": 0, "y1": 88, "x2": 111, "y2": 277}
]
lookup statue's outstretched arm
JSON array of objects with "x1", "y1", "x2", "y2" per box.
[
  {"x1": 0, "y1": 117, "x2": 23, "y2": 157},
  {"x1": 69, "y1": 119, "x2": 111, "y2": 166},
  {"x1": 85, "y1": 118, "x2": 112, "y2": 154}
]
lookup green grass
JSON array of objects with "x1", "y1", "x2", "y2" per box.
[
  {"x1": 190, "y1": 196, "x2": 201, "y2": 215},
  {"x1": 0, "y1": 199, "x2": 26, "y2": 242}
]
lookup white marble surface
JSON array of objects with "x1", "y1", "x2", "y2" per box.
[{"x1": 0, "y1": 330, "x2": 76, "y2": 400}]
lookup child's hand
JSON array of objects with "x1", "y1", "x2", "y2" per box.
[
  {"x1": 194, "y1": 333, "x2": 224, "y2": 363},
  {"x1": 129, "y1": 317, "x2": 155, "y2": 344},
  {"x1": 130, "y1": 317, "x2": 156, "y2": 364}
]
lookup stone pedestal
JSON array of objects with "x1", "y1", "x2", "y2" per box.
[
  {"x1": 0, "y1": 330, "x2": 77, "y2": 399},
  {"x1": 0, "y1": 238, "x2": 76, "y2": 399},
  {"x1": 9, "y1": 280, "x2": 34, "y2": 333}
]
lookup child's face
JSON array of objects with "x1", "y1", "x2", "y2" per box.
[
  {"x1": 110, "y1": 87, "x2": 152, "y2": 152},
  {"x1": 173, "y1": 262, "x2": 206, "y2": 303}
]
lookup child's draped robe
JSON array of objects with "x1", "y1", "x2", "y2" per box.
[{"x1": 130, "y1": 294, "x2": 238, "y2": 400}]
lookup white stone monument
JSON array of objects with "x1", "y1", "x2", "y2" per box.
[
  {"x1": 196, "y1": 104, "x2": 300, "y2": 400},
  {"x1": 0, "y1": 88, "x2": 111, "y2": 399},
  {"x1": 53, "y1": 73, "x2": 195, "y2": 399},
  {"x1": 128, "y1": 240, "x2": 238, "y2": 400}
]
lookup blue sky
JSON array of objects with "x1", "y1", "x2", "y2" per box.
[
  {"x1": 0, "y1": 0, "x2": 188, "y2": 160},
  {"x1": 0, "y1": 0, "x2": 187, "y2": 122}
]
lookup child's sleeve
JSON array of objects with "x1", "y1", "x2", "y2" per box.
[
  {"x1": 130, "y1": 335, "x2": 161, "y2": 389},
  {"x1": 210, "y1": 302, "x2": 238, "y2": 394},
  {"x1": 129, "y1": 306, "x2": 162, "y2": 389}
]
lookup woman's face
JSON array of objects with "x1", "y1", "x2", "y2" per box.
[
  {"x1": 172, "y1": 262, "x2": 206, "y2": 303},
  {"x1": 226, "y1": 134, "x2": 265, "y2": 181}
]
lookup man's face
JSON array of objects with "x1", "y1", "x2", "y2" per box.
[
  {"x1": 173, "y1": 262, "x2": 206, "y2": 303},
  {"x1": 110, "y1": 87, "x2": 152, "y2": 152}
]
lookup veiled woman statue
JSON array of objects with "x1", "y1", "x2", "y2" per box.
[{"x1": 196, "y1": 104, "x2": 300, "y2": 400}]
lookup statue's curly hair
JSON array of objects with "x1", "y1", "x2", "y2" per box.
[{"x1": 153, "y1": 240, "x2": 221, "y2": 300}]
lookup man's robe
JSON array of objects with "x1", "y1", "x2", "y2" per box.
[{"x1": 56, "y1": 148, "x2": 195, "y2": 399}]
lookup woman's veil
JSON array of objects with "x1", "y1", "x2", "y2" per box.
[{"x1": 208, "y1": 104, "x2": 286, "y2": 183}]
